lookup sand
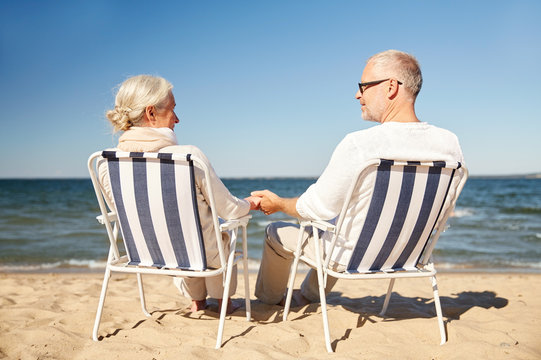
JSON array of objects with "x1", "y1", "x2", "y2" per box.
[{"x1": 0, "y1": 271, "x2": 539, "y2": 359}]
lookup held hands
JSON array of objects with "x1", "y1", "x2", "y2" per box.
[
  {"x1": 248, "y1": 190, "x2": 299, "y2": 218},
  {"x1": 250, "y1": 190, "x2": 282, "y2": 215},
  {"x1": 244, "y1": 196, "x2": 262, "y2": 211}
]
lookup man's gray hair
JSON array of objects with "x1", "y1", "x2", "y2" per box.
[{"x1": 367, "y1": 50, "x2": 423, "y2": 99}]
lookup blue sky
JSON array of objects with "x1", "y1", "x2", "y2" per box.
[{"x1": 1, "y1": 0, "x2": 540, "y2": 178}]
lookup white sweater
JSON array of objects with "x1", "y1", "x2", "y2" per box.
[{"x1": 296, "y1": 122, "x2": 465, "y2": 265}]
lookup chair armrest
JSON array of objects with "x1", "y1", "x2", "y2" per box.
[
  {"x1": 219, "y1": 214, "x2": 252, "y2": 231},
  {"x1": 300, "y1": 219, "x2": 336, "y2": 233},
  {"x1": 96, "y1": 211, "x2": 117, "y2": 224}
]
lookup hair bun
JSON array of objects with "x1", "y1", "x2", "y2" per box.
[
  {"x1": 106, "y1": 107, "x2": 133, "y2": 132},
  {"x1": 117, "y1": 106, "x2": 132, "y2": 117}
]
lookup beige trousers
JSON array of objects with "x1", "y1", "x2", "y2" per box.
[
  {"x1": 173, "y1": 229, "x2": 237, "y2": 300},
  {"x1": 255, "y1": 221, "x2": 341, "y2": 305},
  {"x1": 173, "y1": 266, "x2": 237, "y2": 300}
]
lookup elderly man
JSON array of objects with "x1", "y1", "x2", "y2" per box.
[{"x1": 252, "y1": 49, "x2": 465, "y2": 306}]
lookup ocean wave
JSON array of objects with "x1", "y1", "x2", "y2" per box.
[
  {"x1": 1, "y1": 257, "x2": 540, "y2": 273},
  {"x1": 501, "y1": 260, "x2": 541, "y2": 269},
  {"x1": 435, "y1": 261, "x2": 541, "y2": 271},
  {"x1": 255, "y1": 219, "x2": 298, "y2": 228},
  {"x1": 500, "y1": 207, "x2": 541, "y2": 215},
  {"x1": 451, "y1": 208, "x2": 473, "y2": 218},
  {"x1": 0, "y1": 259, "x2": 107, "y2": 272}
]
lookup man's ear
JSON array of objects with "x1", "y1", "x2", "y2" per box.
[{"x1": 387, "y1": 79, "x2": 400, "y2": 99}]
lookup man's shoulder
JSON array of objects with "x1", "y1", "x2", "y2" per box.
[
  {"x1": 344, "y1": 125, "x2": 377, "y2": 138},
  {"x1": 416, "y1": 122, "x2": 460, "y2": 141},
  {"x1": 342, "y1": 122, "x2": 461, "y2": 150},
  {"x1": 355, "y1": 122, "x2": 457, "y2": 136},
  {"x1": 341, "y1": 125, "x2": 387, "y2": 143},
  {"x1": 430, "y1": 123, "x2": 458, "y2": 135}
]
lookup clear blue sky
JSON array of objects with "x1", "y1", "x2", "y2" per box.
[{"x1": 1, "y1": 0, "x2": 540, "y2": 178}]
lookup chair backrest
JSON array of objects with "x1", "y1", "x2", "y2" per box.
[
  {"x1": 329, "y1": 159, "x2": 467, "y2": 274},
  {"x1": 100, "y1": 151, "x2": 211, "y2": 271}
]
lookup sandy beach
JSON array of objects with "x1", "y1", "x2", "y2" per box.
[{"x1": 0, "y1": 271, "x2": 539, "y2": 359}]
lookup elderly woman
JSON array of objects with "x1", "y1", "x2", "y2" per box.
[{"x1": 99, "y1": 75, "x2": 259, "y2": 313}]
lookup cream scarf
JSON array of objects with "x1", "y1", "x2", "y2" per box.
[{"x1": 117, "y1": 127, "x2": 178, "y2": 152}]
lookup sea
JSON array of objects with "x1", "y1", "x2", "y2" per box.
[{"x1": 0, "y1": 177, "x2": 540, "y2": 273}]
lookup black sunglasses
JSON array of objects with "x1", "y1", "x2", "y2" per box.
[{"x1": 358, "y1": 79, "x2": 402, "y2": 95}]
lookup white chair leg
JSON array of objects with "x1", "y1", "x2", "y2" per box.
[
  {"x1": 215, "y1": 275, "x2": 231, "y2": 349},
  {"x1": 137, "y1": 273, "x2": 151, "y2": 317},
  {"x1": 431, "y1": 276, "x2": 447, "y2": 345},
  {"x1": 283, "y1": 254, "x2": 300, "y2": 321},
  {"x1": 379, "y1": 278, "x2": 395, "y2": 316},
  {"x1": 92, "y1": 267, "x2": 111, "y2": 341},
  {"x1": 312, "y1": 230, "x2": 333, "y2": 353},
  {"x1": 317, "y1": 266, "x2": 332, "y2": 353},
  {"x1": 283, "y1": 225, "x2": 306, "y2": 321},
  {"x1": 242, "y1": 225, "x2": 251, "y2": 321},
  {"x1": 215, "y1": 234, "x2": 237, "y2": 349}
]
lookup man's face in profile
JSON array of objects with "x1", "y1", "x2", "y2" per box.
[{"x1": 357, "y1": 62, "x2": 386, "y2": 123}]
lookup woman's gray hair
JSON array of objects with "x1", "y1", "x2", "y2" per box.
[
  {"x1": 106, "y1": 75, "x2": 173, "y2": 132},
  {"x1": 367, "y1": 50, "x2": 423, "y2": 99}
]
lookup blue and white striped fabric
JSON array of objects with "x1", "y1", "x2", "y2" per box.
[
  {"x1": 346, "y1": 159, "x2": 461, "y2": 273},
  {"x1": 102, "y1": 151, "x2": 206, "y2": 270}
]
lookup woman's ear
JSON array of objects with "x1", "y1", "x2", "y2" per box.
[{"x1": 144, "y1": 105, "x2": 156, "y2": 125}]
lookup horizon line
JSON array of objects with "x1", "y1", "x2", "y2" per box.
[{"x1": 1, "y1": 172, "x2": 541, "y2": 181}]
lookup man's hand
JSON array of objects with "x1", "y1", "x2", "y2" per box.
[
  {"x1": 250, "y1": 190, "x2": 281, "y2": 215},
  {"x1": 251, "y1": 190, "x2": 300, "y2": 218}
]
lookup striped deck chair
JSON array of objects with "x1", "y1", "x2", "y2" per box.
[
  {"x1": 87, "y1": 151, "x2": 252, "y2": 349},
  {"x1": 282, "y1": 159, "x2": 468, "y2": 352}
]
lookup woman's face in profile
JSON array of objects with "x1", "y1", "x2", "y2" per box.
[{"x1": 153, "y1": 93, "x2": 179, "y2": 130}]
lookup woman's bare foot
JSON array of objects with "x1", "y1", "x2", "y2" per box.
[
  {"x1": 191, "y1": 299, "x2": 207, "y2": 312},
  {"x1": 218, "y1": 298, "x2": 240, "y2": 314}
]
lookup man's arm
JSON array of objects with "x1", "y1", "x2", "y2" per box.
[{"x1": 251, "y1": 190, "x2": 300, "y2": 218}]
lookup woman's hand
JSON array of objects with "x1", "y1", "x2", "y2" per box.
[{"x1": 244, "y1": 195, "x2": 262, "y2": 211}]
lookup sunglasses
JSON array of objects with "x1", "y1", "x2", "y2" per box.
[{"x1": 358, "y1": 79, "x2": 402, "y2": 95}]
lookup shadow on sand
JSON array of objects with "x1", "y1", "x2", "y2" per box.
[{"x1": 100, "y1": 290, "x2": 508, "y2": 344}]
